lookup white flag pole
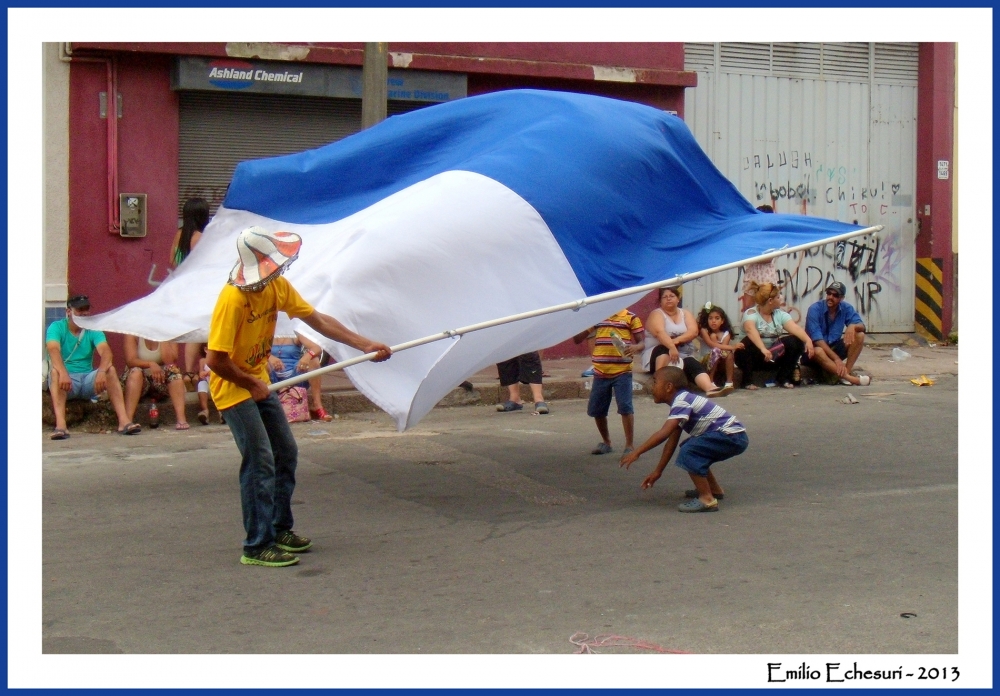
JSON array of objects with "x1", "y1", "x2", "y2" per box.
[{"x1": 269, "y1": 224, "x2": 882, "y2": 392}]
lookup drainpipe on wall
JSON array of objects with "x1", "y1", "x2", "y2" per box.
[{"x1": 58, "y1": 42, "x2": 120, "y2": 235}]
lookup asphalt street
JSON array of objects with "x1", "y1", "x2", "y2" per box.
[{"x1": 39, "y1": 371, "x2": 960, "y2": 667}]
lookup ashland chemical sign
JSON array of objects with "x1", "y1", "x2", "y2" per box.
[{"x1": 172, "y1": 57, "x2": 466, "y2": 102}]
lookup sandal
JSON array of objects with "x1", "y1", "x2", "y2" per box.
[
  {"x1": 533, "y1": 401, "x2": 549, "y2": 415},
  {"x1": 678, "y1": 498, "x2": 719, "y2": 513},
  {"x1": 496, "y1": 400, "x2": 524, "y2": 412},
  {"x1": 117, "y1": 423, "x2": 141, "y2": 436},
  {"x1": 310, "y1": 407, "x2": 334, "y2": 422},
  {"x1": 197, "y1": 410, "x2": 209, "y2": 425},
  {"x1": 706, "y1": 385, "x2": 734, "y2": 398},
  {"x1": 591, "y1": 442, "x2": 613, "y2": 455},
  {"x1": 50, "y1": 428, "x2": 70, "y2": 440},
  {"x1": 744, "y1": 384, "x2": 759, "y2": 391},
  {"x1": 175, "y1": 422, "x2": 190, "y2": 430}
]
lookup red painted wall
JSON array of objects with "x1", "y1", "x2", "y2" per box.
[
  {"x1": 468, "y1": 73, "x2": 685, "y2": 113},
  {"x1": 68, "y1": 53, "x2": 178, "y2": 359},
  {"x1": 914, "y1": 42, "x2": 955, "y2": 334},
  {"x1": 73, "y1": 42, "x2": 689, "y2": 75}
]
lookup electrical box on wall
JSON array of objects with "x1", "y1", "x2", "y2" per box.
[{"x1": 119, "y1": 193, "x2": 147, "y2": 237}]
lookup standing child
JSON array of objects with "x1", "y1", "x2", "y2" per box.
[
  {"x1": 573, "y1": 309, "x2": 645, "y2": 455},
  {"x1": 696, "y1": 303, "x2": 742, "y2": 396},
  {"x1": 620, "y1": 366, "x2": 748, "y2": 512}
]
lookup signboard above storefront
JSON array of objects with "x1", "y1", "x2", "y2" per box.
[{"x1": 172, "y1": 56, "x2": 466, "y2": 102}]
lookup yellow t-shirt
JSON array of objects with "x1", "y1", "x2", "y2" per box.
[{"x1": 207, "y1": 277, "x2": 314, "y2": 410}]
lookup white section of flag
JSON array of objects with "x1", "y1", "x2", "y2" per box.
[{"x1": 78, "y1": 170, "x2": 641, "y2": 429}]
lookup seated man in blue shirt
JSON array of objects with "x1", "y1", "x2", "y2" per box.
[{"x1": 802, "y1": 282, "x2": 871, "y2": 386}]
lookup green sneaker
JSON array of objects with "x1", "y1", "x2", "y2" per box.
[
  {"x1": 275, "y1": 529, "x2": 313, "y2": 553},
  {"x1": 240, "y1": 545, "x2": 299, "y2": 567}
]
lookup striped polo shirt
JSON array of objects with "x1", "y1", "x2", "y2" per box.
[
  {"x1": 591, "y1": 310, "x2": 644, "y2": 378},
  {"x1": 667, "y1": 390, "x2": 746, "y2": 436}
]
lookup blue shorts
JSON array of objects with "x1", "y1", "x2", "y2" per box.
[
  {"x1": 675, "y1": 430, "x2": 749, "y2": 477},
  {"x1": 48, "y1": 370, "x2": 100, "y2": 401},
  {"x1": 587, "y1": 372, "x2": 634, "y2": 417}
]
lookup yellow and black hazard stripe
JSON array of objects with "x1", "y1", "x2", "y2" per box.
[{"x1": 915, "y1": 258, "x2": 943, "y2": 339}]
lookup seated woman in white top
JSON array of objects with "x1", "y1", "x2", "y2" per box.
[
  {"x1": 120, "y1": 335, "x2": 190, "y2": 429},
  {"x1": 641, "y1": 285, "x2": 732, "y2": 397}
]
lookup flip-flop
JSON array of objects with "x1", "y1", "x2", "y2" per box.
[
  {"x1": 175, "y1": 422, "x2": 190, "y2": 431},
  {"x1": 117, "y1": 423, "x2": 141, "y2": 435},
  {"x1": 744, "y1": 384, "x2": 759, "y2": 391},
  {"x1": 678, "y1": 499, "x2": 719, "y2": 513},
  {"x1": 50, "y1": 428, "x2": 70, "y2": 440},
  {"x1": 496, "y1": 400, "x2": 524, "y2": 412},
  {"x1": 706, "y1": 385, "x2": 734, "y2": 398},
  {"x1": 685, "y1": 489, "x2": 724, "y2": 500}
]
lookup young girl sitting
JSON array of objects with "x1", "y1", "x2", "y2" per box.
[{"x1": 697, "y1": 303, "x2": 742, "y2": 396}]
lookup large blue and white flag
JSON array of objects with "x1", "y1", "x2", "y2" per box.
[{"x1": 80, "y1": 89, "x2": 862, "y2": 430}]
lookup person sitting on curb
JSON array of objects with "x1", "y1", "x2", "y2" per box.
[
  {"x1": 574, "y1": 309, "x2": 645, "y2": 455},
  {"x1": 734, "y1": 282, "x2": 814, "y2": 390},
  {"x1": 45, "y1": 295, "x2": 140, "y2": 439},
  {"x1": 120, "y1": 335, "x2": 190, "y2": 430},
  {"x1": 802, "y1": 281, "x2": 871, "y2": 386},
  {"x1": 495, "y1": 351, "x2": 549, "y2": 415},
  {"x1": 619, "y1": 366, "x2": 749, "y2": 513},
  {"x1": 268, "y1": 332, "x2": 335, "y2": 422}
]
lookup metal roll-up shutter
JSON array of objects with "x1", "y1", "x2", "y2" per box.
[{"x1": 178, "y1": 91, "x2": 430, "y2": 217}]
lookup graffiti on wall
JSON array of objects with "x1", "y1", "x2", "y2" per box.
[
  {"x1": 745, "y1": 150, "x2": 814, "y2": 206},
  {"x1": 732, "y1": 231, "x2": 901, "y2": 321},
  {"x1": 744, "y1": 151, "x2": 903, "y2": 221}
]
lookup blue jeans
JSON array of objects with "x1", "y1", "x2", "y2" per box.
[{"x1": 222, "y1": 394, "x2": 298, "y2": 553}]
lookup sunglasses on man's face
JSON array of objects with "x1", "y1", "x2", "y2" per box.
[{"x1": 826, "y1": 291, "x2": 841, "y2": 298}]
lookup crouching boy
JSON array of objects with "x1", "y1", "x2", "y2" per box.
[{"x1": 619, "y1": 366, "x2": 748, "y2": 512}]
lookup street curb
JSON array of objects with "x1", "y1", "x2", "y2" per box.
[{"x1": 41, "y1": 337, "x2": 956, "y2": 433}]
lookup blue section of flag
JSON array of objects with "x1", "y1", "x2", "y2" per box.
[{"x1": 223, "y1": 89, "x2": 861, "y2": 296}]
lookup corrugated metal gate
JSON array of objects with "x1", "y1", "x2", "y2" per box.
[
  {"x1": 682, "y1": 43, "x2": 918, "y2": 332},
  {"x1": 178, "y1": 91, "x2": 426, "y2": 217}
]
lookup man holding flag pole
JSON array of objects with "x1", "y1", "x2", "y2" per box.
[{"x1": 207, "y1": 226, "x2": 392, "y2": 568}]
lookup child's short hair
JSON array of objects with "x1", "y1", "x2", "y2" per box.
[
  {"x1": 697, "y1": 303, "x2": 734, "y2": 335},
  {"x1": 654, "y1": 366, "x2": 689, "y2": 390}
]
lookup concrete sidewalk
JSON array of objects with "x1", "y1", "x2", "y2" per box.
[{"x1": 42, "y1": 333, "x2": 958, "y2": 432}]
